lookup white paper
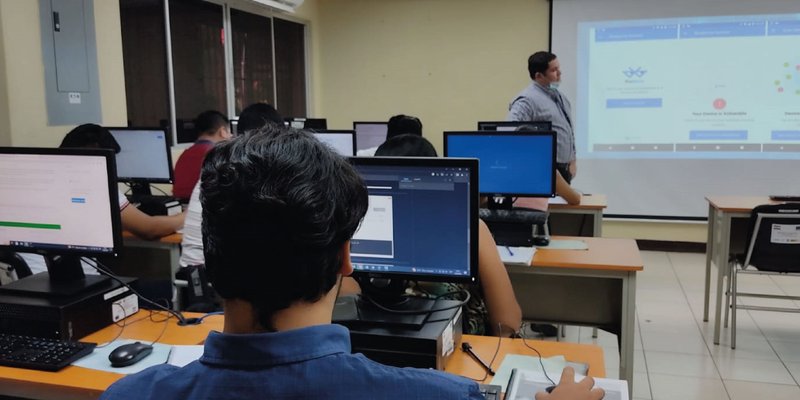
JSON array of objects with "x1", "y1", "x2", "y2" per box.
[
  {"x1": 548, "y1": 196, "x2": 568, "y2": 205},
  {"x1": 497, "y1": 245, "x2": 536, "y2": 265},
  {"x1": 167, "y1": 345, "x2": 204, "y2": 367},
  {"x1": 505, "y1": 369, "x2": 629, "y2": 400}
]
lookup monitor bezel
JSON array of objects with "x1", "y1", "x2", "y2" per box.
[
  {"x1": 284, "y1": 117, "x2": 328, "y2": 131},
  {"x1": 313, "y1": 130, "x2": 357, "y2": 157},
  {"x1": 348, "y1": 156, "x2": 479, "y2": 284},
  {"x1": 0, "y1": 147, "x2": 124, "y2": 257},
  {"x1": 107, "y1": 127, "x2": 175, "y2": 184},
  {"x1": 477, "y1": 120, "x2": 553, "y2": 132},
  {"x1": 443, "y1": 130, "x2": 557, "y2": 198},
  {"x1": 352, "y1": 121, "x2": 389, "y2": 151}
]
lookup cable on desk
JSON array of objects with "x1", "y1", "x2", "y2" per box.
[
  {"x1": 519, "y1": 323, "x2": 556, "y2": 386},
  {"x1": 95, "y1": 302, "x2": 129, "y2": 349},
  {"x1": 361, "y1": 289, "x2": 470, "y2": 315},
  {"x1": 457, "y1": 322, "x2": 505, "y2": 382}
]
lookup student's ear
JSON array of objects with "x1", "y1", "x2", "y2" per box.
[{"x1": 339, "y1": 241, "x2": 354, "y2": 276}]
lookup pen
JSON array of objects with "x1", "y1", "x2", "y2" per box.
[
  {"x1": 461, "y1": 342, "x2": 496, "y2": 376},
  {"x1": 505, "y1": 246, "x2": 514, "y2": 256}
]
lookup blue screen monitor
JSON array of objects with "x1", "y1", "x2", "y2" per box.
[
  {"x1": 477, "y1": 121, "x2": 552, "y2": 132},
  {"x1": 443, "y1": 131, "x2": 556, "y2": 197},
  {"x1": 353, "y1": 121, "x2": 389, "y2": 152},
  {"x1": 313, "y1": 130, "x2": 356, "y2": 156},
  {"x1": 349, "y1": 157, "x2": 478, "y2": 284}
]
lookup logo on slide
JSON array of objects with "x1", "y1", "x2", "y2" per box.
[
  {"x1": 622, "y1": 67, "x2": 647, "y2": 78},
  {"x1": 774, "y1": 61, "x2": 800, "y2": 95}
]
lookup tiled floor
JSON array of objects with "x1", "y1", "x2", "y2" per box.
[{"x1": 539, "y1": 250, "x2": 800, "y2": 400}]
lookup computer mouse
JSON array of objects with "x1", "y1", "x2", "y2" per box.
[
  {"x1": 533, "y1": 235, "x2": 550, "y2": 247},
  {"x1": 109, "y1": 341, "x2": 153, "y2": 368}
]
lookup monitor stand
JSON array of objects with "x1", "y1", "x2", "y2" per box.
[
  {"x1": 0, "y1": 255, "x2": 110, "y2": 297},
  {"x1": 128, "y1": 182, "x2": 153, "y2": 203}
]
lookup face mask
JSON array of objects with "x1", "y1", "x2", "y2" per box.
[{"x1": 548, "y1": 82, "x2": 560, "y2": 90}]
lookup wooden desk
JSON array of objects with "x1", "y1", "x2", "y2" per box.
[
  {"x1": 703, "y1": 196, "x2": 779, "y2": 345},
  {"x1": 504, "y1": 236, "x2": 642, "y2": 391},
  {"x1": 445, "y1": 334, "x2": 605, "y2": 383},
  {"x1": 548, "y1": 194, "x2": 607, "y2": 237},
  {"x1": 0, "y1": 311, "x2": 222, "y2": 400},
  {"x1": 0, "y1": 312, "x2": 602, "y2": 400}
]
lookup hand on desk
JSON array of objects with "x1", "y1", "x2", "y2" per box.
[{"x1": 535, "y1": 367, "x2": 604, "y2": 400}]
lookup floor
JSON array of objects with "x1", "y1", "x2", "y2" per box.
[{"x1": 539, "y1": 250, "x2": 800, "y2": 400}]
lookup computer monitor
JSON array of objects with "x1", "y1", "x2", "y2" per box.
[
  {"x1": 353, "y1": 121, "x2": 389, "y2": 151},
  {"x1": 313, "y1": 130, "x2": 356, "y2": 156},
  {"x1": 230, "y1": 118, "x2": 239, "y2": 136},
  {"x1": 347, "y1": 156, "x2": 479, "y2": 327},
  {"x1": 108, "y1": 128, "x2": 173, "y2": 198},
  {"x1": 443, "y1": 131, "x2": 556, "y2": 198},
  {"x1": 0, "y1": 147, "x2": 123, "y2": 296},
  {"x1": 477, "y1": 121, "x2": 552, "y2": 132},
  {"x1": 285, "y1": 117, "x2": 327, "y2": 131}
]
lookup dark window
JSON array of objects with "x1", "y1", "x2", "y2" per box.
[
  {"x1": 231, "y1": 9, "x2": 274, "y2": 115},
  {"x1": 274, "y1": 18, "x2": 306, "y2": 117}
]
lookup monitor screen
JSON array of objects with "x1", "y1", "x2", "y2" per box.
[
  {"x1": 313, "y1": 130, "x2": 356, "y2": 156},
  {"x1": 353, "y1": 122, "x2": 389, "y2": 151},
  {"x1": 477, "y1": 121, "x2": 553, "y2": 132},
  {"x1": 108, "y1": 128, "x2": 173, "y2": 183},
  {"x1": 0, "y1": 148, "x2": 122, "y2": 256},
  {"x1": 230, "y1": 118, "x2": 239, "y2": 136},
  {"x1": 444, "y1": 131, "x2": 556, "y2": 197},
  {"x1": 285, "y1": 117, "x2": 327, "y2": 131},
  {"x1": 349, "y1": 157, "x2": 478, "y2": 283}
]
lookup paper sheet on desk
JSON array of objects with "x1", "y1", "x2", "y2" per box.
[
  {"x1": 504, "y1": 369, "x2": 629, "y2": 400},
  {"x1": 490, "y1": 354, "x2": 570, "y2": 391},
  {"x1": 72, "y1": 339, "x2": 171, "y2": 375},
  {"x1": 548, "y1": 196, "x2": 568, "y2": 205},
  {"x1": 497, "y1": 246, "x2": 536, "y2": 265}
]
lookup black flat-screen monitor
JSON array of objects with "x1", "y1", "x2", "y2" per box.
[
  {"x1": 313, "y1": 130, "x2": 356, "y2": 156},
  {"x1": 0, "y1": 147, "x2": 123, "y2": 296},
  {"x1": 230, "y1": 118, "x2": 239, "y2": 136},
  {"x1": 349, "y1": 157, "x2": 479, "y2": 283},
  {"x1": 444, "y1": 131, "x2": 556, "y2": 197},
  {"x1": 353, "y1": 121, "x2": 389, "y2": 152},
  {"x1": 108, "y1": 127, "x2": 173, "y2": 198},
  {"x1": 285, "y1": 117, "x2": 327, "y2": 131},
  {"x1": 477, "y1": 121, "x2": 552, "y2": 132}
]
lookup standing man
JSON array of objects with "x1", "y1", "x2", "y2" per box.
[{"x1": 507, "y1": 51, "x2": 576, "y2": 182}]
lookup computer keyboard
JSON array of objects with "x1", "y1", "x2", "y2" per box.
[
  {"x1": 0, "y1": 333, "x2": 96, "y2": 371},
  {"x1": 769, "y1": 195, "x2": 800, "y2": 202},
  {"x1": 493, "y1": 235, "x2": 534, "y2": 248},
  {"x1": 478, "y1": 383, "x2": 503, "y2": 400}
]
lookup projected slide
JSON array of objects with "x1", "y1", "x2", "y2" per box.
[
  {"x1": 351, "y1": 195, "x2": 394, "y2": 259},
  {"x1": 577, "y1": 14, "x2": 800, "y2": 159}
]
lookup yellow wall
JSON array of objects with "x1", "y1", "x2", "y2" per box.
[
  {"x1": 0, "y1": 3, "x2": 9, "y2": 146},
  {"x1": 0, "y1": 0, "x2": 127, "y2": 147},
  {"x1": 315, "y1": 0, "x2": 550, "y2": 151}
]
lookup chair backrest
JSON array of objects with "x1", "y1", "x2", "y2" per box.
[
  {"x1": 744, "y1": 203, "x2": 800, "y2": 272},
  {"x1": 0, "y1": 251, "x2": 33, "y2": 284}
]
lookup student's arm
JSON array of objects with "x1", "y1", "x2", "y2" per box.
[
  {"x1": 535, "y1": 367, "x2": 604, "y2": 400},
  {"x1": 477, "y1": 219, "x2": 522, "y2": 336},
  {"x1": 121, "y1": 206, "x2": 186, "y2": 240},
  {"x1": 555, "y1": 171, "x2": 581, "y2": 205},
  {"x1": 569, "y1": 159, "x2": 577, "y2": 180}
]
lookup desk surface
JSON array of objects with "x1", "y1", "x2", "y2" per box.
[
  {"x1": 444, "y1": 334, "x2": 605, "y2": 383},
  {"x1": 122, "y1": 231, "x2": 182, "y2": 244},
  {"x1": 549, "y1": 194, "x2": 607, "y2": 210},
  {"x1": 533, "y1": 236, "x2": 643, "y2": 272},
  {"x1": 1, "y1": 311, "x2": 604, "y2": 399},
  {"x1": 705, "y1": 196, "x2": 780, "y2": 213}
]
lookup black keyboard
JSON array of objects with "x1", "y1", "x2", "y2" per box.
[
  {"x1": 494, "y1": 235, "x2": 534, "y2": 247},
  {"x1": 0, "y1": 333, "x2": 96, "y2": 371},
  {"x1": 769, "y1": 195, "x2": 800, "y2": 202},
  {"x1": 478, "y1": 383, "x2": 502, "y2": 400}
]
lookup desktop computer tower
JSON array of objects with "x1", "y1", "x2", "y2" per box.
[
  {"x1": 0, "y1": 277, "x2": 138, "y2": 340},
  {"x1": 335, "y1": 298, "x2": 463, "y2": 370}
]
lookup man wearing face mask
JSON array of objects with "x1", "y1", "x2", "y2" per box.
[{"x1": 507, "y1": 51, "x2": 576, "y2": 182}]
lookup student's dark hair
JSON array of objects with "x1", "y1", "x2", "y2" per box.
[
  {"x1": 528, "y1": 51, "x2": 557, "y2": 80},
  {"x1": 194, "y1": 110, "x2": 228, "y2": 137},
  {"x1": 59, "y1": 123, "x2": 121, "y2": 153},
  {"x1": 386, "y1": 114, "x2": 422, "y2": 140},
  {"x1": 375, "y1": 134, "x2": 437, "y2": 157},
  {"x1": 200, "y1": 124, "x2": 368, "y2": 331},
  {"x1": 237, "y1": 103, "x2": 283, "y2": 134}
]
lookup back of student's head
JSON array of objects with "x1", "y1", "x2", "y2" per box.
[
  {"x1": 375, "y1": 134, "x2": 437, "y2": 157},
  {"x1": 200, "y1": 124, "x2": 368, "y2": 330},
  {"x1": 386, "y1": 114, "x2": 422, "y2": 140},
  {"x1": 59, "y1": 123, "x2": 121, "y2": 153},
  {"x1": 194, "y1": 110, "x2": 228, "y2": 137},
  {"x1": 237, "y1": 103, "x2": 283, "y2": 134}
]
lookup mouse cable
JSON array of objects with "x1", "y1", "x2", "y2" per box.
[
  {"x1": 82, "y1": 257, "x2": 201, "y2": 326},
  {"x1": 518, "y1": 322, "x2": 556, "y2": 386}
]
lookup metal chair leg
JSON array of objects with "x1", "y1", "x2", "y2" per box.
[
  {"x1": 724, "y1": 262, "x2": 732, "y2": 328},
  {"x1": 731, "y1": 264, "x2": 738, "y2": 349}
]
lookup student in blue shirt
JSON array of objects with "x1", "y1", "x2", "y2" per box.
[{"x1": 101, "y1": 125, "x2": 603, "y2": 400}]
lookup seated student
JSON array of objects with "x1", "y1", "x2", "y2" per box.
[
  {"x1": 513, "y1": 170, "x2": 580, "y2": 211},
  {"x1": 356, "y1": 114, "x2": 423, "y2": 156},
  {"x1": 100, "y1": 125, "x2": 603, "y2": 400},
  {"x1": 366, "y1": 134, "x2": 522, "y2": 336},
  {"x1": 172, "y1": 111, "x2": 230, "y2": 201}
]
